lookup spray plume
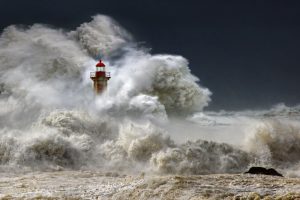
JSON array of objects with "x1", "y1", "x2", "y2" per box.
[{"x1": 0, "y1": 15, "x2": 300, "y2": 176}]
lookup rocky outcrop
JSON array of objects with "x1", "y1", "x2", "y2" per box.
[{"x1": 245, "y1": 167, "x2": 283, "y2": 177}]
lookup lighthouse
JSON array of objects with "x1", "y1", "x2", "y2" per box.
[{"x1": 90, "y1": 60, "x2": 110, "y2": 94}]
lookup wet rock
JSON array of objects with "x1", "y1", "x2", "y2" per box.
[{"x1": 245, "y1": 167, "x2": 283, "y2": 177}]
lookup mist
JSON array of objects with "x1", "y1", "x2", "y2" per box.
[{"x1": 0, "y1": 15, "x2": 300, "y2": 177}]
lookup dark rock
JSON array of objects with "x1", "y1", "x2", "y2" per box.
[{"x1": 245, "y1": 167, "x2": 283, "y2": 177}]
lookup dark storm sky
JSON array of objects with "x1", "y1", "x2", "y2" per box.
[{"x1": 1, "y1": 0, "x2": 299, "y2": 110}]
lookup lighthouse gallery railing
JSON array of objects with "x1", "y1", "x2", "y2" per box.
[{"x1": 90, "y1": 72, "x2": 110, "y2": 78}]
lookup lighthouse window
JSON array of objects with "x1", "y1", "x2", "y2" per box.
[{"x1": 97, "y1": 67, "x2": 105, "y2": 72}]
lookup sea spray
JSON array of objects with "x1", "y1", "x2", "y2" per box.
[{"x1": 0, "y1": 15, "x2": 300, "y2": 177}]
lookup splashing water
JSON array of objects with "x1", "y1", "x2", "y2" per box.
[{"x1": 0, "y1": 15, "x2": 300, "y2": 180}]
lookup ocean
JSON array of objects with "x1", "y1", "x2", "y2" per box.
[{"x1": 0, "y1": 15, "x2": 299, "y2": 199}]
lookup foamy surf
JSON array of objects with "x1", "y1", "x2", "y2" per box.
[
  {"x1": 0, "y1": 14, "x2": 300, "y2": 199},
  {"x1": 0, "y1": 171, "x2": 299, "y2": 199}
]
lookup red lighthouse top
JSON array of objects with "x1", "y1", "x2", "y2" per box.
[{"x1": 96, "y1": 60, "x2": 105, "y2": 67}]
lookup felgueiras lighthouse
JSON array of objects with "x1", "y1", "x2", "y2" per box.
[{"x1": 90, "y1": 60, "x2": 111, "y2": 94}]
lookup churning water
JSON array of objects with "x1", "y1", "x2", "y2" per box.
[{"x1": 0, "y1": 15, "x2": 300, "y2": 199}]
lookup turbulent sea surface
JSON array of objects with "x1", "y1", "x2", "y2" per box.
[{"x1": 0, "y1": 15, "x2": 300, "y2": 199}]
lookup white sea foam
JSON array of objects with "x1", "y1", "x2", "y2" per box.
[{"x1": 0, "y1": 15, "x2": 300, "y2": 177}]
